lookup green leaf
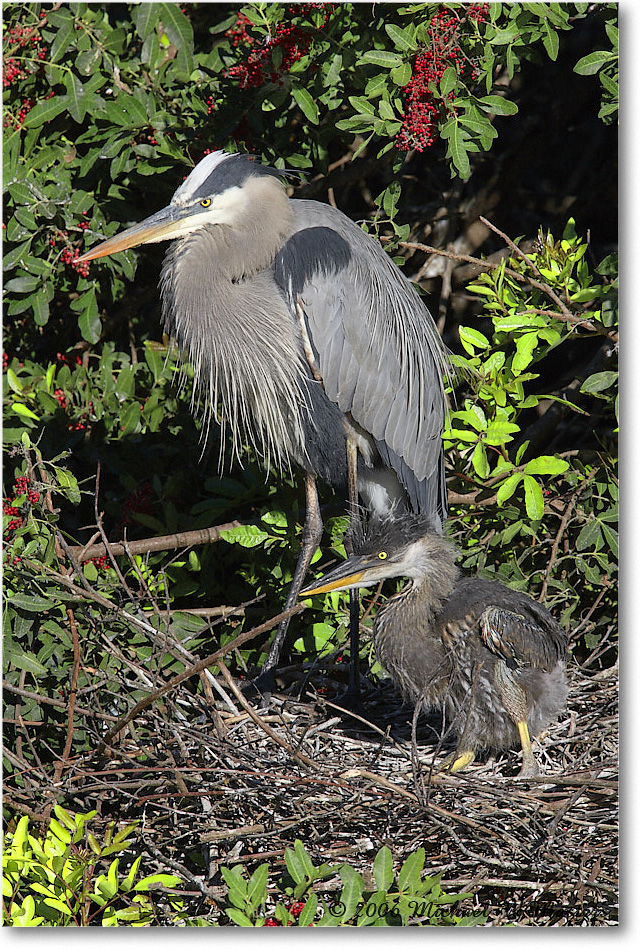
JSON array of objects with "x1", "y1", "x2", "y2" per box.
[
  {"x1": 63, "y1": 73, "x2": 86, "y2": 123},
  {"x1": 133, "y1": 2, "x2": 161, "y2": 40},
  {"x1": 542, "y1": 20, "x2": 560, "y2": 61},
  {"x1": 78, "y1": 288, "x2": 101, "y2": 344},
  {"x1": 478, "y1": 95, "x2": 518, "y2": 116},
  {"x1": 31, "y1": 288, "x2": 51, "y2": 327},
  {"x1": 284, "y1": 845, "x2": 307, "y2": 885},
  {"x1": 459, "y1": 326, "x2": 489, "y2": 354},
  {"x1": 522, "y1": 456, "x2": 569, "y2": 476},
  {"x1": 373, "y1": 846, "x2": 394, "y2": 892},
  {"x1": 23, "y1": 96, "x2": 68, "y2": 128},
  {"x1": 361, "y1": 50, "x2": 403, "y2": 68},
  {"x1": 6, "y1": 368, "x2": 23, "y2": 393},
  {"x1": 338, "y1": 865, "x2": 365, "y2": 921},
  {"x1": 49, "y1": 9, "x2": 76, "y2": 63},
  {"x1": 298, "y1": 894, "x2": 318, "y2": 927},
  {"x1": 600, "y1": 521, "x2": 618, "y2": 556},
  {"x1": 6, "y1": 650, "x2": 49, "y2": 676},
  {"x1": 446, "y1": 122, "x2": 470, "y2": 178},
  {"x1": 220, "y1": 525, "x2": 271, "y2": 548},
  {"x1": 580, "y1": 371, "x2": 618, "y2": 394},
  {"x1": 440, "y1": 66, "x2": 459, "y2": 97},
  {"x1": 472, "y1": 441, "x2": 490, "y2": 479},
  {"x1": 574, "y1": 50, "x2": 614, "y2": 76},
  {"x1": 5, "y1": 275, "x2": 40, "y2": 293},
  {"x1": 398, "y1": 848, "x2": 424, "y2": 892},
  {"x1": 248, "y1": 864, "x2": 269, "y2": 909},
  {"x1": 496, "y1": 472, "x2": 523, "y2": 506},
  {"x1": 391, "y1": 61, "x2": 412, "y2": 86},
  {"x1": 10, "y1": 403, "x2": 40, "y2": 422},
  {"x1": 512, "y1": 331, "x2": 539, "y2": 373},
  {"x1": 385, "y1": 23, "x2": 416, "y2": 51},
  {"x1": 225, "y1": 908, "x2": 255, "y2": 927},
  {"x1": 576, "y1": 518, "x2": 602, "y2": 550},
  {"x1": 292, "y1": 87, "x2": 319, "y2": 125},
  {"x1": 484, "y1": 418, "x2": 520, "y2": 445},
  {"x1": 523, "y1": 475, "x2": 544, "y2": 520}
]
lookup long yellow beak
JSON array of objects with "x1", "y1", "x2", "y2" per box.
[
  {"x1": 300, "y1": 570, "x2": 366, "y2": 597},
  {"x1": 77, "y1": 206, "x2": 189, "y2": 262}
]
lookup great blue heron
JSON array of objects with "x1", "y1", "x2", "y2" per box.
[
  {"x1": 78, "y1": 150, "x2": 450, "y2": 689},
  {"x1": 301, "y1": 515, "x2": 568, "y2": 776}
]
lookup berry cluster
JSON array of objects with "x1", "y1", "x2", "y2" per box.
[
  {"x1": 225, "y1": 5, "x2": 329, "y2": 90},
  {"x1": 263, "y1": 901, "x2": 308, "y2": 925},
  {"x1": 51, "y1": 371, "x2": 95, "y2": 432},
  {"x1": 3, "y1": 17, "x2": 51, "y2": 129},
  {"x1": 117, "y1": 482, "x2": 155, "y2": 533},
  {"x1": 56, "y1": 351, "x2": 83, "y2": 367},
  {"x1": 87, "y1": 554, "x2": 109, "y2": 572},
  {"x1": 396, "y1": 4, "x2": 489, "y2": 153},
  {"x1": 2, "y1": 21, "x2": 47, "y2": 88},
  {"x1": 3, "y1": 476, "x2": 39, "y2": 542},
  {"x1": 50, "y1": 222, "x2": 91, "y2": 278}
]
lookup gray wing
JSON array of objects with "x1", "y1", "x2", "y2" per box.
[
  {"x1": 442, "y1": 578, "x2": 567, "y2": 672},
  {"x1": 274, "y1": 199, "x2": 450, "y2": 519},
  {"x1": 479, "y1": 604, "x2": 567, "y2": 672}
]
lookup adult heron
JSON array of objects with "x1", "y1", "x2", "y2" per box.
[
  {"x1": 78, "y1": 150, "x2": 450, "y2": 689},
  {"x1": 301, "y1": 514, "x2": 567, "y2": 776}
]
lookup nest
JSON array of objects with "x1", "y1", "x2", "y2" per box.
[{"x1": 4, "y1": 622, "x2": 618, "y2": 926}]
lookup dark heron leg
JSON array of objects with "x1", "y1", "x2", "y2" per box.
[
  {"x1": 343, "y1": 436, "x2": 361, "y2": 700},
  {"x1": 253, "y1": 472, "x2": 323, "y2": 693}
]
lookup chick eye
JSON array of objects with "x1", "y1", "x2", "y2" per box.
[
  {"x1": 200, "y1": 198, "x2": 212, "y2": 208},
  {"x1": 378, "y1": 551, "x2": 388, "y2": 560}
]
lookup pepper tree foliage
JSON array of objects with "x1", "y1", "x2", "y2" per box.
[{"x1": 3, "y1": 0, "x2": 617, "y2": 801}]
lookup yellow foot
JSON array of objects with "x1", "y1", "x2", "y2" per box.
[{"x1": 440, "y1": 749, "x2": 475, "y2": 773}]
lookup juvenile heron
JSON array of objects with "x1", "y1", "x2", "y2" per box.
[
  {"x1": 301, "y1": 515, "x2": 568, "y2": 776},
  {"x1": 79, "y1": 150, "x2": 450, "y2": 687}
]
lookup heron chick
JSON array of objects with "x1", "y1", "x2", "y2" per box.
[{"x1": 301, "y1": 515, "x2": 568, "y2": 777}]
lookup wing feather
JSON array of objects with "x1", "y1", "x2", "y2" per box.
[{"x1": 274, "y1": 201, "x2": 450, "y2": 518}]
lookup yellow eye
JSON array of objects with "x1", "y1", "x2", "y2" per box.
[
  {"x1": 200, "y1": 198, "x2": 212, "y2": 208},
  {"x1": 378, "y1": 551, "x2": 388, "y2": 560}
]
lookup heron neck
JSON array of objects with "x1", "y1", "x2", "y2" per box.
[{"x1": 376, "y1": 554, "x2": 459, "y2": 636}]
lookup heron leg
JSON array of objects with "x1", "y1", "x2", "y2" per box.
[
  {"x1": 516, "y1": 719, "x2": 540, "y2": 777},
  {"x1": 260, "y1": 471, "x2": 323, "y2": 678},
  {"x1": 344, "y1": 436, "x2": 361, "y2": 699}
]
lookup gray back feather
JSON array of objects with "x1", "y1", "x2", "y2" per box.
[{"x1": 276, "y1": 200, "x2": 450, "y2": 518}]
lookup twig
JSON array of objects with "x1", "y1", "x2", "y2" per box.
[
  {"x1": 398, "y1": 234, "x2": 618, "y2": 341},
  {"x1": 92, "y1": 602, "x2": 306, "y2": 757},
  {"x1": 539, "y1": 474, "x2": 595, "y2": 602},
  {"x1": 216, "y1": 658, "x2": 319, "y2": 770},
  {"x1": 68, "y1": 522, "x2": 241, "y2": 563}
]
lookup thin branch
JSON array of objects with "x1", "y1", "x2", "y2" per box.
[
  {"x1": 92, "y1": 601, "x2": 306, "y2": 758},
  {"x1": 68, "y1": 522, "x2": 241, "y2": 562}
]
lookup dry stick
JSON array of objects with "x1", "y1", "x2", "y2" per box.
[
  {"x1": 3, "y1": 681, "x2": 120, "y2": 722},
  {"x1": 215, "y1": 658, "x2": 318, "y2": 770},
  {"x1": 539, "y1": 472, "x2": 596, "y2": 602},
  {"x1": 69, "y1": 523, "x2": 241, "y2": 563},
  {"x1": 34, "y1": 459, "x2": 83, "y2": 795},
  {"x1": 60, "y1": 606, "x2": 81, "y2": 765},
  {"x1": 92, "y1": 602, "x2": 306, "y2": 758}
]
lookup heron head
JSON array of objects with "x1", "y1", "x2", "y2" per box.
[
  {"x1": 300, "y1": 515, "x2": 458, "y2": 597},
  {"x1": 78, "y1": 151, "x2": 294, "y2": 263}
]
